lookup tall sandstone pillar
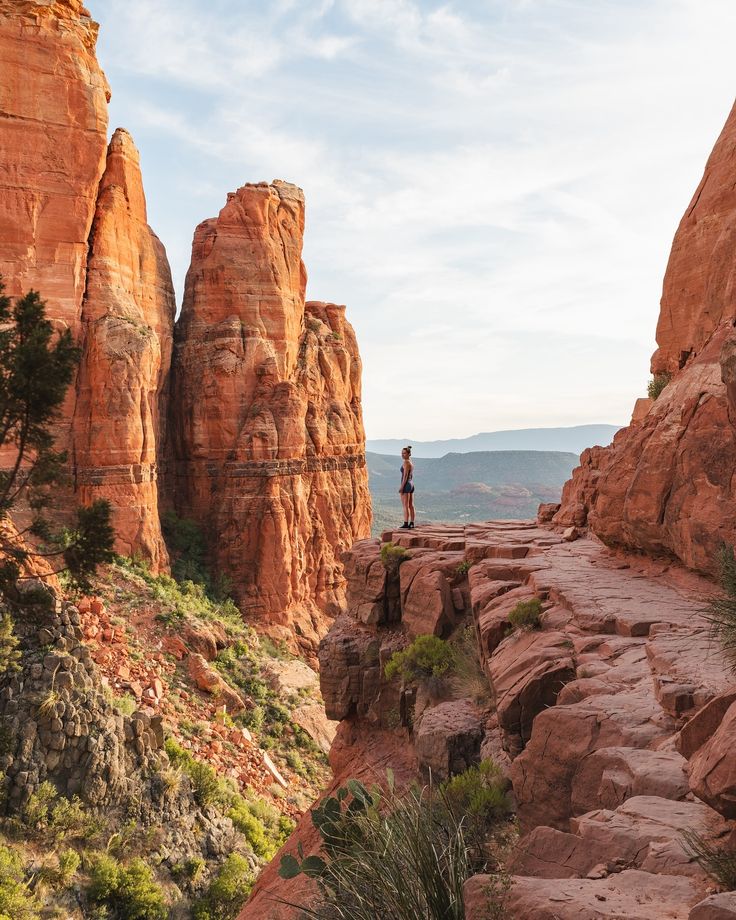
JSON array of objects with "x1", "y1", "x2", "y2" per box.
[
  {"x1": 0, "y1": 1, "x2": 174, "y2": 568},
  {"x1": 170, "y1": 181, "x2": 372, "y2": 652},
  {"x1": 72, "y1": 129, "x2": 176, "y2": 569}
]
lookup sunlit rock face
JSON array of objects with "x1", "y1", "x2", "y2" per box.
[
  {"x1": 169, "y1": 181, "x2": 372, "y2": 652},
  {"x1": 73, "y1": 129, "x2": 176, "y2": 570},
  {"x1": 0, "y1": 0, "x2": 110, "y2": 447},
  {"x1": 555, "y1": 100, "x2": 736, "y2": 574}
]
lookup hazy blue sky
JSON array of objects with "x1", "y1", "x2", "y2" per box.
[{"x1": 94, "y1": 0, "x2": 736, "y2": 440}]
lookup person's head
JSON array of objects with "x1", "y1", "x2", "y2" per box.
[{"x1": 402, "y1": 445, "x2": 412, "y2": 460}]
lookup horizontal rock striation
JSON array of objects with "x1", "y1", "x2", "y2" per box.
[{"x1": 169, "y1": 181, "x2": 371, "y2": 651}]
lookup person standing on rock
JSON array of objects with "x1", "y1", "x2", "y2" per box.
[{"x1": 399, "y1": 446, "x2": 415, "y2": 529}]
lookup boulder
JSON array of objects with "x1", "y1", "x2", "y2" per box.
[
  {"x1": 689, "y1": 700, "x2": 736, "y2": 818},
  {"x1": 414, "y1": 699, "x2": 483, "y2": 781},
  {"x1": 186, "y1": 654, "x2": 247, "y2": 714}
]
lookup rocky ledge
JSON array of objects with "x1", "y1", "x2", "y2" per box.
[{"x1": 243, "y1": 520, "x2": 736, "y2": 919}]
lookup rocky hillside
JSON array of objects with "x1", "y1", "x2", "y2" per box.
[
  {"x1": 0, "y1": 0, "x2": 370, "y2": 646},
  {"x1": 243, "y1": 521, "x2": 736, "y2": 919},
  {"x1": 0, "y1": 519, "x2": 337, "y2": 918}
]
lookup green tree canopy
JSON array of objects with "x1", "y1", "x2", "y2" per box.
[{"x1": 0, "y1": 277, "x2": 114, "y2": 599}]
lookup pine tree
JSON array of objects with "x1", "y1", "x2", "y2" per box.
[{"x1": 0, "y1": 277, "x2": 115, "y2": 599}]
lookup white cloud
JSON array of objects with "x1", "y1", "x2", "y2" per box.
[{"x1": 94, "y1": 0, "x2": 736, "y2": 439}]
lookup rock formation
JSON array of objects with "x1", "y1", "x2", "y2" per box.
[
  {"x1": 72, "y1": 128, "x2": 175, "y2": 569},
  {"x1": 0, "y1": 2, "x2": 369, "y2": 621},
  {"x1": 555, "y1": 100, "x2": 736, "y2": 574},
  {"x1": 244, "y1": 523, "x2": 736, "y2": 919},
  {"x1": 0, "y1": 0, "x2": 109, "y2": 337},
  {"x1": 0, "y1": 1, "x2": 175, "y2": 568},
  {"x1": 168, "y1": 181, "x2": 371, "y2": 651}
]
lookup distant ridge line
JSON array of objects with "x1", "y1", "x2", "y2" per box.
[{"x1": 366, "y1": 424, "x2": 622, "y2": 459}]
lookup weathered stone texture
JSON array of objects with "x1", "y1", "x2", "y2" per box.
[{"x1": 169, "y1": 181, "x2": 371, "y2": 648}]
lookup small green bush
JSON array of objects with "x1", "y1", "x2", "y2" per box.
[
  {"x1": 87, "y1": 855, "x2": 167, "y2": 920},
  {"x1": 380, "y1": 542, "x2": 409, "y2": 576},
  {"x1": 455, "y1": 560, "x2": 471, "y2": 577},
  {"x1": 384, "y1": 635, "x2": 455, "y2": 684},
  {"x1": 193, "y1": 854, "x2": 253, "y2": 920},
  {"x1": 23, "y1": 782, "x2": 96, "y2": 842},
  {"x1": 647, "y1": 372, "x2": 672, "y2": 401},
  {"x1": 442, "y1": 761, "x2": 511, "y2": 824},
  {"x1": 507, "y1": 598, "x2": 543, "y2": 632},
  {"x1": 228, "y1": 794, "x2": 294, "y2": 860},
  {"x1": 704, "y1": 543, "x2": 736, "y2": 672},
  {"x1": 0, "y1": 844, "x2": 38, "y2": 920},
  {"x1": 164, "y1": 738, "x2": 226, "y2": 808}
]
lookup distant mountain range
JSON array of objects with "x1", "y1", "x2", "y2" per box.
[
  {"x1": 367, "y1": 449, "x2": 580, "y2": 534},
  {"x1": 366, "y1": 424, "x2": 622, "y2": 459}
]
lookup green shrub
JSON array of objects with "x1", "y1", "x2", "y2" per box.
[
  {"x1": 384, "y1": 635, "x2": 455, "y2": 684},
  {"x1": 448, "y1": 626, "x2": 491, "y2": 707},
  {"x1": 681, "y1": 829, "x2": 736, "y2": 890},
  {"x1": 455, "y1": 560, "x2": 471, "y2": 577},
  {"x1": 647, "y1": 372, "x2": 672, "y2": 400},
  {"x1": 507, "y1": 598, "x2": 543, "y2": 632},
  {"x1": 228, "y1": 794, "x2": 294, "y2": 860},
  {"x1": 87, "y1": 855, "x2": 167, "y2": 920},
  {"x1": 164, "y1": 738, "x2": 226, "y2": 808},
  {"x1": 193, "y1": 854, "x2": 253, "y2": 920},
  {"x1": 442, "y1": 761, "x2": 511, "y2": 824},
  {"x1": 278, "y1": 777, "x2": 509, "y2": 920},
  {"x1": 705, "y1": 544, "x2": 736, "y2": 671},
  {"x1": 23, "y1": 782, "x2": 95, "y2": 841},
  {"x1": 380, "y1": 542, "x2": 409, "y2": 576},
  {"x1": 0, "y1": 614, "x2": 20, "y2": 675},
  {"x1": 0, "y1": 845, "x2": 38, "y2": 920}
]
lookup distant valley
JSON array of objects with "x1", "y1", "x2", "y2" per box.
[{"x1": 368, "y1": 449, "x2": 580, "y2": 533}]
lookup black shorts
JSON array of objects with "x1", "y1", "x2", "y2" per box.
[{"x1": 401, "y1": 483, "x2": 415, "y2": 494}]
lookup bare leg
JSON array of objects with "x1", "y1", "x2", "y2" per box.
[
  {"x1": 408, "y1": 493, "x2": 415, "y2": 523},
  {"x1": 400, "y1": 492, "x2": 409, "y2": 523}
]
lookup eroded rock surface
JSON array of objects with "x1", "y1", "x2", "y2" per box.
[
  {"x1": 169, "y1": 181, "x2": 371, "y2": 652},
  {"x1": 73, "y1": 129, "x2": 175, "y2": 569},
  {"x1": 253, "y1": 522, "x2": 736, "y2": 920},
  {"x1": 555, "y1": 101, "x2": 736, "y2": 575}
]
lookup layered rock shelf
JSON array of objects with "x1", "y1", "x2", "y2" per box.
[{"x1": 243, "y1": 521, "x2": 736, "y2": 919}]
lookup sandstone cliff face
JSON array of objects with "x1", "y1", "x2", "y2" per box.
[
  {"x1": 0, "y1": 0, "x2": 109, "y2": 337},
  {"x1": 169, "y1": 181, "x2": 371, "y2": 651},
  {"x1": 653, "y1": 100, "x2": 736, "y2": 376},
  {"x1": 0, "y1": 2, "x2": 177, "y2": 569},
  {"x1": 72, "y1": 129, "x2": 175, "y2": 568},
  {"x1": 555, "y1": 100, "x2": 736, "y2": 574}
]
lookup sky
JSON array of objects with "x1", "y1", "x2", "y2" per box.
[{"x1": 93, "y1": 0, "x2": 736, "y2": 441}]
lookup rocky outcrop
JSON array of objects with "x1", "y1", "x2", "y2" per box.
[
  {"x1": 252, "y1": 522, "x2": 736, "y2": 919},
  {"x1": 73, "y1": 129, "x2": 175, "y2": 568},
  {"x1": 0, "y1": 0, "x2": 109, "y2": 338},
  {"x1": 554, "y1": 100, "x2": 736, "y2": 575},
  {"x1": 169, "y1": 181, "x2": 371, "y2": 651},
  {"x1": 0, "y1": 2, "x2": 174, "y2": 569},
  {"x1": 652, "y1": 100, "x2": 736, "y2": 376}
]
